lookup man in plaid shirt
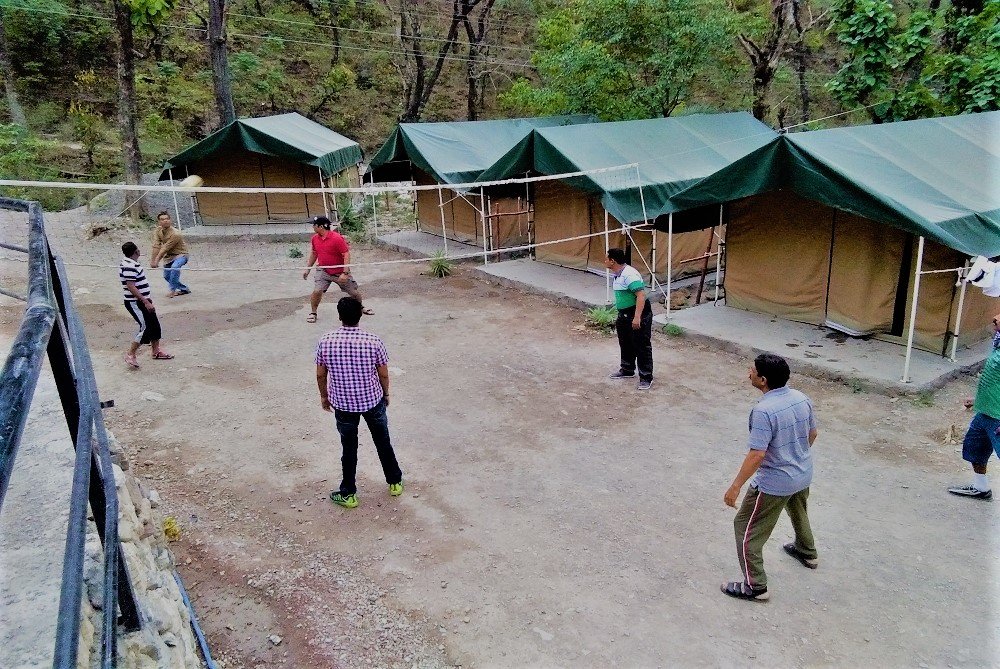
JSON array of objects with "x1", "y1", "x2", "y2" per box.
[{"x1": 315, "y1": 296, "x2": 403, "y2": 508}]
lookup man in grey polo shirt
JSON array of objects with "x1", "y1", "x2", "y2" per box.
[{"x1": 721, "y1": 353, "x2": 819, "y2": 602}]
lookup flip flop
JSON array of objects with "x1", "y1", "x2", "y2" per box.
[
  {"x1": 362, "y1": 307, "x2": 375, "y2": 315},
  {"x1": 306, "y1": 312, "x2": 317, "y2": 323},
  {"x1": 167, "y1": 291, "x2": 179, "y2": 298},
  {"x1": 720, "y1": 581, "x2": 769, "y2": 602},
  {"x1": 124, "y1": 353, "x2": 140, "y2": 369},
  {"x1": 782, "y1": 543, "x2": 819, "y2": 569},
  {"x1": 152, "y1": 351, "x2": 174, "y2": 360}
]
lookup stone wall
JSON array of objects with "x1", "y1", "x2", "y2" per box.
[{"x1": 76, "y1": 434, "x2": 204, "y2": 669}]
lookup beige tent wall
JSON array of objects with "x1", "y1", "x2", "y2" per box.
[
  {"x1": 629, "y1": 226, "x2": 722, "y2": 282},
  {"x1": 260, "y1": 155, "x2": 311, "y2": 221},
  {"x1": 726, "y1": 192, "x2": 995, "y2": 354},
  {"x1": 534, "y1": 181, "x2": 597, "y2": 270},
  {"x1": 878, "y1": 241, "x2": 997, "y2": 354},
  {"x1": 957, "y1": 287, "x2": 1000, "y2": 349},
  {"x1": 488, "y1": 196, "x2": 530, "y2": 249},
  {"x1": 725, "y1": 193, "x2": 833, "y2": 324},
  {"x1": 193, "y1": 150, "x2": 267, "y2": 225},
  {"x1": 413, "y1": 171, "x2": 482, "y2": 245},
  {"x1": 826, "y1": 212, "x2": 906, "y2": 335},
  {"x1": 193, "y1": 150, "x2": 356, "y2": 225}
]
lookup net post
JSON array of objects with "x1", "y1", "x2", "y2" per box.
[
  {"x1": 437, "y1": 184, "x2": 449, "y2": 256},
  {"x1": 168, "y1": 168, "x2": 182, "y2": 231},
  {"x1": 901, "y1": 236, "x2": 925, "y2": 383},
  {"x1": 950, "y1": 261, "x2": 969, "y2": 362},
  {"x1": 480, "y1": 186, "x2": 488, "y2": 265}
]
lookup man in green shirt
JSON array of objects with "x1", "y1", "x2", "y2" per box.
[
  {"x1": 948, "y1": 312, "x2": 1000, "y2": 500},
  {"x1": 604, "y1": 248, "x2": 653, "y2": 390}
]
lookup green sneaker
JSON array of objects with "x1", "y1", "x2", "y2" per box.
[
  {"x1": 388, "y1": 482, "x2": 404, "y2": 497},
  {"x1": 329, "y1": 492, "x2": 358, "y2": 509}
]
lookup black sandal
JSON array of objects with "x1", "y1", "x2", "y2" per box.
[
  {"x1": 720, "y1": 581, "x2": 770, "y2": 601},
  {"x1": 783, "y1": 543, "x2": 819, "y2": 569}
]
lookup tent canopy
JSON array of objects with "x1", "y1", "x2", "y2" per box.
[
  {"x1": 366, "y1": 115, "x2": 596, "y2": 185},
  {"x1": 159, "y1": 112, "x2": 363, "y2": 180},
  {"x1": 479, "y1": 112, "x2": 777, "y2": 226},
  {"x1": 672, "y1": 111, "x2": 1000, "y2": 258}
]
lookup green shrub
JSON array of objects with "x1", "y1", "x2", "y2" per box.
[
  {"x1": 585, "y1": 305, "x2": 617, "y2": 332},
  {"x1": 288, "y1": 246, "x2": 303, "y2": 259},
  {"x1": 662, "y1": 323, "x2": 684, "y2": 336},
  {"x1": 909, "y1": 391, "x2": 935, "y2": 408},
  {"x1": 428, "y1": 251, "x2": 453, "y2": 278}
]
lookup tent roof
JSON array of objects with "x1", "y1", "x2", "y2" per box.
[
  {"x1": 159, "y1": 112, "x2": 363, "y2": 180},
  {"x1": 480, "y1": 112, "x2": 778, "y2": 224},
  {"x1": 366, "y1": 115, "x2": 597, "y2": 185},
  {"x1": 672, "y1": 112, "x2": 1000, "y2": 257}
]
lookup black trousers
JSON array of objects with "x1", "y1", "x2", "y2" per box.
[
  {"x1": 334, "y1": 398, "x2": 402, "y2": 495},
  {"x1": 124, "y1": 300, "x2": 161, "y2": 345},
  {"x1": 616, "y1": 302, "x2": 653, "y2": 381}
]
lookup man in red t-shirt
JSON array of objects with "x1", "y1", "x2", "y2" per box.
[{"x1": 302, "y1": 216, "x2": 373, "y2": 322}]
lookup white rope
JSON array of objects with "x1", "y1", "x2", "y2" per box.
[
  {"x1": 6, "y1": 224, "x2": 653, "y2": 273},
  {"x1": 0, "y1": 163, "x2": 639, "y2": 197}
]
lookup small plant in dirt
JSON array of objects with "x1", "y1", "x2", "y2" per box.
[
  {"x1": 287, "y1": 246, "x2": 303, "y2": 259},
  {"x1": 585, "y1": 305, "x2": 617, "y2": 332},
  {"x1": 662, "y1": 323, "x2": 684, "y2": 336},
  {"x1": 846, "y1": 378, "x2": 865, "y2": 393},
  {"x1": 909, "y1": 390, "x2": 935, "y2": 408},
  {"x1": 428, "y1": 251, "x2": 453, "y2": 278}
]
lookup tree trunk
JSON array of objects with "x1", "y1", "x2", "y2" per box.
[
  {"x1": 113, "y1": 0, "x2": 143, "y2": 219},
  {"x1": 794, "y1": 44, "x2": 810, "y2": 124},
  {"x1": 0, "y1": 7, "x2": 26, "y2": 128},
  {"x1": 397, "y1": 0, "x2": 462, "y2": 122},
  {"x1": 328, "y1": 0, "x2": 341, "y2": 63},
  {"x1": 738, "y1": 0, "x2": 796, "y2": 124},
  {"x1": 461, "y1": 0, "x2": 496, "y2": 121},
  {"x1": 209, "y1": 0, "x2": 236, "y2": 127}
]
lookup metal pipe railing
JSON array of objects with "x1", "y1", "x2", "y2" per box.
[{"x1": 0, "y1": 197, "x2": 142, "y2": 668}]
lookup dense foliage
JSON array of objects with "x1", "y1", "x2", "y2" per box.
[{"x1": 0, "y1": 0, "x2": 995, "y2": 188}]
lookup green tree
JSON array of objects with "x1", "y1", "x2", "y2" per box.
[
  {"x1": 826, "y1": 0, "x2": 1000, "y2": 122},
  {"x1": 499, "y1": 0, "x2": 733, "y2": 120}
]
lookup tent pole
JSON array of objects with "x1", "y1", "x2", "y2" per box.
[
  {"x1": 437, "y1": 184, "x2": 448, "y2": 256},
  {"x1": 666, "y1": 212, "x2": 673, "y2": 319},
  {"x1": 368, "y1": 172, "x2": 379, "y2": 238},
  {"x1": 715, "y1": 205, "x2": 723, "y2": 302},
  {"x1": 604, "y1": 210, "x2": 611, "y2": 305},
  {"x1": 651, "y1": 227, "x2": 657, "y2": 291},
  {"x1": 902, "y1": 236, "x2": 926, "y2": 383},
  {"x1": 480, "y1": 186, "x2": 488, "y2": 265},
  {"x1": 635, "y1": 165, "x2": 657, "y2": 294},
  {"x1": 319, "y1": 168, "x2": 330, "y2": 219},
  {"x1": 167, "y1": 168, "x2": 182, "y2": 231},
  {"x1": 950, "y1": 261, "x2": 970, "y2": 362}
]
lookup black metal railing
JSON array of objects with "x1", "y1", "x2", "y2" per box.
[{"x1": 0, "y1": 197, "x2": 141, "y2": 668}]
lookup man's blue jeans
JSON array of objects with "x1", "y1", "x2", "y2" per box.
[
  {"x1": 163, "y1": 255, "x2": 189, "y2": 293},
  {"x1": 334, "y1": 398, "x2": 402, "y2": 495}
]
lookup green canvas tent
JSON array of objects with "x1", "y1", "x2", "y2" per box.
[
  {"x1": 670, "y1": 112, "x2": 1000, "y2": 359},
  {"x1": 366, "y1": 115, "x2": 596, "y2": 250},
  {"x1": 159, "y1": 113, "x2": 363, "y2": 225},
  {"x1": 478, "y1": 113, "x2": 777, "y2": 280}
]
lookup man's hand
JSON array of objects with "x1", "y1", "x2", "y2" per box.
[
  {"x1": 383, "y1": 394, "x2": 390, "y2": 407},
  {"x1": 302, "y1": 268, "x2": 311, "y2": 280},
  {"x1": 150, "y1": 260, "x2": 158, "y2": 268},
  {"x1": 143, "y1": 298, "x2": 155, "y2": 312},
  {"x1": 320, "y1": 397, "x2": 331, "y2": 412},
  {"x1": 964, "y1": 396, "x2": 975, "y2": 409},
  {"x1": 632, "y1": 317, "x2": 641, "y2": 330},
  {"x1": 724, "y1": 483, "x2": 741, "y2": 508},
  {"x1": 335, "y1": 272, "x2": 350, "y2": 286}
]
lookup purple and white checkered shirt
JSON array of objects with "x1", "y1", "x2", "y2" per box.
[{"x1": 315, "y1": 326, "x2": 389, "y2": 412}]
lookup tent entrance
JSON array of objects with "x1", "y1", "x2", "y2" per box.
[{"x1": 824, "y1": 211, "x2": 906, "y2": 337}]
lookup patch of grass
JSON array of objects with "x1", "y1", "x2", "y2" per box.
[
  {"x1": 909, "y1": 390, "x2": 935, "y2": 408},
  {"x1": 162, "y1": 516, "x2": 181, "y2": 541},
  {"x1": 428, "y1": 251, "x2": 454, "y2": 278},
  {"x1": 662, "y1": 323, "x2": 684, "y2": 337},
  {"x1": 585, "y1": 305, "x2": 617, "y2": 332},
  {"x1": 846, "y1": 378, "x2": 866, "y2": 394},
  {"x1": 287, "y1": 246, "x2": 303, "y2": 259}
]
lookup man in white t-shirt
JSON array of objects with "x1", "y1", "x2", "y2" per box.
[{"x1": 604, "y1": 248, "x2": 653, "y2": 390}]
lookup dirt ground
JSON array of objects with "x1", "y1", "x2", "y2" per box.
[{"x1": 3, "y1": 229, "x2": 999, "y2": 668}]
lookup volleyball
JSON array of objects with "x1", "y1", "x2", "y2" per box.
[{"x1": 179, "y1": 174, "x2": 204, "y2": 188}]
